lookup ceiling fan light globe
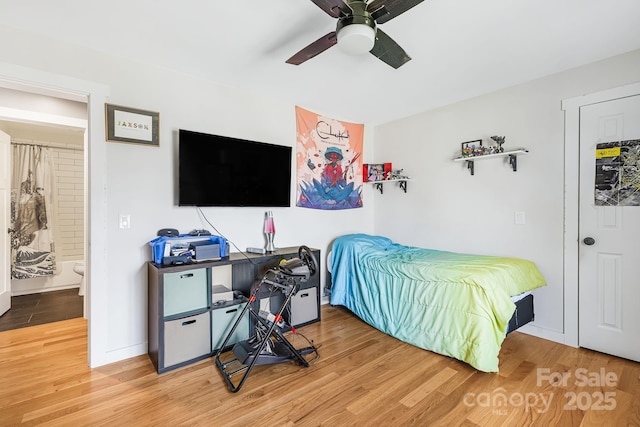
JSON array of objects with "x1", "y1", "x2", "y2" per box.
[{"x1": 337, "y1": 24, "x2": 376, "y2": 55}]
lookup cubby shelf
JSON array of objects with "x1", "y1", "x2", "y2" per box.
[
  {"x1": 367, "y1": 179, "x2": 411, "y2": 194},
  {"x1": 453, "y1": 149, "x2": 528, "y2": 175},
  {"x1": 147, "y1": 247, "x2": 321, "y2": 374}
]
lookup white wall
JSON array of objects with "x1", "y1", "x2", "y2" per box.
[
  {"x1": 0, "y1": 24, "x2": 374, "y2": 366},
  {"x1": 373, "y1": 48, "x2": 640, "y2": 343},
  {"x1": 53, "y1": 145, "x2": 85, "y2": 261}
]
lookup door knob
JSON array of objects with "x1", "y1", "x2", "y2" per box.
[{"x1": 583, "y1": 237, "x2": 596, "y2": 245}]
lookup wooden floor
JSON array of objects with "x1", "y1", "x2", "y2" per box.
[{"x1": 1, "y1": 305, "x2": 639, "y2": 426}]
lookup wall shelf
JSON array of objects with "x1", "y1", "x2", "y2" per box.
[
  {"x1": 367, "y1": 179, "x2": 411, "y2": 194},
  {"x1": 453, "y1": 149, "x2": 528, "y2": 175}
]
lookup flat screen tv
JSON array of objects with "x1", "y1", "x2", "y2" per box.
[{"x1": 179, "y1": 129, "x2": 292, "y2": 207}]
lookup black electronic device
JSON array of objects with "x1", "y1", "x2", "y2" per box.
[
  {"x1": 189, "y1": 229, "x2": 211, "y2": 236},
  {"x1": 157, "y1": 228, "x2": 179, "y2": 237},
  {"x1": 189, "y1": 241, "x2": 221, "y2": 260},
  {"x1": 162, "y1": 255, "x2": 192, "y2": 266},
  {"x1": 178, "y1": 129, "x2": 292, "y2": 207}
]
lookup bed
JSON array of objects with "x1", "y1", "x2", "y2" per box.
[{"x1": 328, "y1": 234, "x2": 546, "y2": 372}]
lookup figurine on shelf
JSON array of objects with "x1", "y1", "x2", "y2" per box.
[
  {"x1": 491, "y1": 135, "x2": 505, "y2": 153},
  {"x1": 388, "y1": 169, "x2": 410, "y2": 180},
  {"x1": 461, "y1": 139, "x2": 483, "y2": 157}
]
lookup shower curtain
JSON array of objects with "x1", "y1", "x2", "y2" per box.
[{"x1": 10, "y1": 144, "x2": 59, "y2": 279}]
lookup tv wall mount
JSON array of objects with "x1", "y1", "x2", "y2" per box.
[{"x1": 214, "y1": 246, "x2": 320, "y2": 393}]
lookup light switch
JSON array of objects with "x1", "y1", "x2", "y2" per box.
[
  {"x1": 514, "y1": 211, "x2": 526, "y2": 225},
  {"x1": 119, "y1": 214, "x2": 131, "y2": 229}
]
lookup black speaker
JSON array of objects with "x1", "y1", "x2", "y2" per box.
[{"x1": 157, "y1": 228, "x2": 179, "y2": 237}]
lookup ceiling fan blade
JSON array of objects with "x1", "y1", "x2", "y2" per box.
[
  {"x1": 369, "y1": 28, "x2": 411, "y2": 69},
  {"x1": 286, "y1": 32, "x2": 338, "y2": 65},
  {"x1": 367, "y1": 0, "x2": 425, "y2": 24},
  {"x1": 310, "y1": 0, "x2": 349, "y2": 18}
]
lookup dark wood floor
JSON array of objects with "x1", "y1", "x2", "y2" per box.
[
  {"x1": 1, "y1": 304, "x2": 639, "y2": 426},
  {"x1": 0, "y1": 289, "x2": 83, "y2": 332}
]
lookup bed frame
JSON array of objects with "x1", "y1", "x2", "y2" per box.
[{"x1": 507, "y1": 294, "x2": 534, "y2": 334}]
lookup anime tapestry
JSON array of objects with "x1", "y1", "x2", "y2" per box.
[
  {"x1": 295, "y1": 106, "x2": 363, "y2": 210},
  {"x1": 595, "y1": 139, "x2": 640, "y2": 206}
]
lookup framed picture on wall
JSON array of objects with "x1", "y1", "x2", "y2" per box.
[
  {"x1": 461, "y1": 139, "x2": 482, "y2": 157},
  {"x1": 363, "y1": 162, "x2": 392, "y2": 182},
  {"x1": 105, "y1": 103, "x2": 160, "y2": 146}
]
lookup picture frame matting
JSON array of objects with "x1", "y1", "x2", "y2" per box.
[{"x1": 105, "y1": 103, "x2": 159, "y2": 146}]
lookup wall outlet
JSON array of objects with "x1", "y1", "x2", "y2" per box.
[{"x1": 514, "y1": 211, "x2": 526, "y2": 225}]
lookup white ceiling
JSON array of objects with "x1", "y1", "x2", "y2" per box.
[{"x1": 2, "y1": 0, "x2": 640, "y2": 125}]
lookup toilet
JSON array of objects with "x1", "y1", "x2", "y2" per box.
[{"x1": 73, "y1": 261, "x2": 85, "y2": 296}]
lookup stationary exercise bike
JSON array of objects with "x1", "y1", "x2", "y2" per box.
[{"x1": 214, "y1": 246, "x2": 320, "y2": 393}]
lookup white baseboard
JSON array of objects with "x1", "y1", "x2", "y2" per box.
[
  {"x1": 90, "y1": 343, "x2": 147, "y2": 369},
  {"x1": 12, "y1": 285, "x2": 80, "y2": 296},
  {"x1": 516, "y1": 323, "x2": 572, "y2": 347}
]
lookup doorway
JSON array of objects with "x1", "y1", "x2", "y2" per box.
[
  {"x1": 0, "y1": 65, "x2": 112, "y2": 368},
  {"x1": 578, "y1": 95, "x2": 640, "y2": 362},
  {"x1": 0, "y1": 90, "x2": 88, "y2": 331},
  {"x1": 562, "y1": 82, "x2": 640, "y2": 357}
]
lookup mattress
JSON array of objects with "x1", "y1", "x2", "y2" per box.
[
  {"x1": 328, "y1": 234, "x2": 546, "y2": 372},
  {"x1": 328, "y1": 268, "x2": 535, "y2": 334}
]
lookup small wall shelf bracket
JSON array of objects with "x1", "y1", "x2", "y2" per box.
[
  {"x1": 370, "y1": 179, "x2": 409, "y2": 194},
  {"x1": 509, "y1": 154, "x2": 517, "y2": 172},
  {"x1": 465, "y1": 160, "x2": 475, "y2": 176}
]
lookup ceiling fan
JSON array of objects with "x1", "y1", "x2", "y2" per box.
[{"x1": 286, "y1": 0, "x2": 425, "y2": 69}]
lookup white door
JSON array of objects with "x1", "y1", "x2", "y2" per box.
[
  {"x1": 0, "y1": 130, "x2": 11, "y2": 316},
  {"x1": 579, "y1": 95, "x2": 640, "y2": 362}
]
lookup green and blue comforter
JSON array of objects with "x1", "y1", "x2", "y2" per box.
[{"x1": 329, "y1": 234, "x2": 546, "y2": 372}]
